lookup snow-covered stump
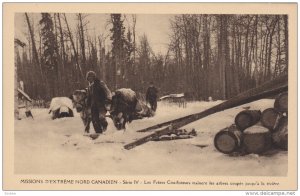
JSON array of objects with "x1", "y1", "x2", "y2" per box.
[
  {"x1": 49, "y1": 97, "x2": 74, "y2": 120},
  {"x1": 243, "y1": 125, "x2": 272, "y2": 154},
  {"x1": 272, "y1": 117, "x2": 288, "y2": 151},
  {"x1": 234, "y1": 110, "x2": 261, "y2": 131},
  {"x1": 214, "y1": 124, "x2": 243, "y2": 154}
]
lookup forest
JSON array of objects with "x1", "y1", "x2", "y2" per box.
[{"x1": 14, "y1": 13, "x2": 288, "y2": 102}]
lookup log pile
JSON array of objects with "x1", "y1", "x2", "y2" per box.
[{"x1": 214, "y1": 92, "x2": 288, "y2": 155}]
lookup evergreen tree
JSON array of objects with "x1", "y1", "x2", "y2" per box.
[
  {"x1": 39, "y1": 13, "x2": 59, "y2": 99},
  {"x1": 110, "y1": 14, "x2": 127, "y2": 89}
]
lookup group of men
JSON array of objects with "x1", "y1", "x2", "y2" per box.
[{"x1": 85, "y1": 70, "x2": 158, "y2": 134}]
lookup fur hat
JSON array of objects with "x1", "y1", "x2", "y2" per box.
[{"x1": 86, "y1": 71, "x2": 96, "y2": 81}]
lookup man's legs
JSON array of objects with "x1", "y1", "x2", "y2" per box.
[
  {"x1": 99, "y1": 106, "x2": 108, "y2": 132},
  {"x1": 91, "y1": 106, "x2": 103, "y2": 134},
  {"x1": 150, "y1": 100, "x2": 157, "y2": 111},
  {"x1": 153, "y1": 100, "x2": 157, "y2": 111}
]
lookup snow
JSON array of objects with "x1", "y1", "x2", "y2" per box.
[
  {"x1": 14, "y1": 99, "x2": 287, "y2": 176},
  {"x1": 244, "y1": 125, "x2": 269, "y2": 134},
  {"x1": 49, "y1": 97, "x2": 73, "y2": 112},
  {"x1": 59, "y1": 106, "x2": 70, "y2": 113}
]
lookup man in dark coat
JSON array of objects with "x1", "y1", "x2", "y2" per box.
[
  {"x1": 146, "y1": 82, "x2": 158, "y2": 112},
  {"x1": 86, "y1": 71, "x2": 112, "y2": 134}
]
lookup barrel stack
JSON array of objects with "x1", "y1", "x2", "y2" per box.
[{"x1": 214, "y1": 92, "x2": 288, "y2": 155}]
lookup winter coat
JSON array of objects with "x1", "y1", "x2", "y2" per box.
[
  {"x1": 87, "y1": 79, "x2": 112, "y2": 108},
  {"x1": 146, "y1": 86, "x2": 158, "y2": 102}
]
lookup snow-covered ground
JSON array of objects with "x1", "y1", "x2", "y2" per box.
[{"x1": 14, "y1": 99, "x2": 287, "y2": 176}]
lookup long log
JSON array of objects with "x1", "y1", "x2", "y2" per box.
[{"x1": 137, "y1": 74, "x2": 288, "y2": 133}]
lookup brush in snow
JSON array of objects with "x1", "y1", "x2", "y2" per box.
[
  {"x1": 214, "y1": 124, "x2": 243, "y2": 154},
  {"x1": 153, "y1": 128, "x2": 197, "y2": 141},
  {"x1": 260, "y1": 108, "x2": 283, "y2": 130},
  {"x1": 124, "y1": 126, "x2": 196, "y2": 150},
  {"x1": 153, "y1": 134, "x2": 193, "y2": 141},
  {"x1": 243, "y1": 125, "x2": 272, "y2": 154},
  {"x1": 234, "y1": 110, "x2": 261, "y2": 131},
  {"x1": 272, "y1": 117, "x2": 288, "y2": 150},
  {"x1": 274, "y1": 92, "x2": 288, "y2": 113}
]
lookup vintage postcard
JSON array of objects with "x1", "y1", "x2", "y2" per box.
[{"x1": 3, "y1": 3, "x2": 297, "y2": 190}]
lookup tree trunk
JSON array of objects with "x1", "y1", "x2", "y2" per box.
[
  {"x1": 63, "y1": 13, "x2": 85, "y2": 81},
  {"x1": 78, "y1": 14, "x2": 86, "y2": 68},
  {"x1": 57, "y1": 13, "x2": 66, "y2": 94},
  {"x1": 284, "y1": 15, "x2": 288, "y2": 72},
  {"x1": 25, "y1": 13, "x2": 45, "y2": 99}
]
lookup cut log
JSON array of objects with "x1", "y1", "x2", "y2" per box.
[
  {"x1": 274, "y1": 92, "x2": 288, "y2": 113},
  {"x1": 260, "y1": 108, "x2": 282, "y2": 130},
  {"x1": 272, "y1": 117, "x2": 288, "y2": 150},
  {"x1": 234, "y1": 110, "x2": 261, "y2": 131},
  {"x1": 214, "y1": 124, "x2": 243, "y2": 154},
  {"x1": 137, "y1": 75, "x2": 288, "y2": 133},
  {"x1": 243, "y1": 125, "x2": 272, "y2": 154}
]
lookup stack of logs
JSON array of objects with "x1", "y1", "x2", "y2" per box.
[{"x1": 214, "y1": 92, "x2": 288, "y2": 155}]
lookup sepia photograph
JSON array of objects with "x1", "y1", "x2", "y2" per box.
[{"x1": 3, "y1": 2, "x2": 297, "y2": 191}]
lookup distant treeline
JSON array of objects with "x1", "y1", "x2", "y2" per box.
[{"x1": 15, "y1": 14, "x2": 288, "y2": 101}]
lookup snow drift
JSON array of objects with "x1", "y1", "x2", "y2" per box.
[{"x1": 14, "y1": 99, "x2": 287, "y2": 176}]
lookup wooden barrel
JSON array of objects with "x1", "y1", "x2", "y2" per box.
[
  {"x1": 274, "y1": 92, "x2": 288, "y2": 113},
  {"x1": 214, "y1": 124, "x2": 242, "y2": 154},
  {"x1": 243, "y1": 125, "x2": 272, "y2": 154},
  {"x1": 272, "y1": 117, "x2": 288, "y2": 150},
  {"x1": 234, "y1": 110, "x2": 261, "y2": 131},
  {"x1": 260, "y1": 108, "x2": 282, "y2": 130}
]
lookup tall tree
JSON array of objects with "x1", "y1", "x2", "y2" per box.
[
  {"x1": 25, "y1": 13, "x2": 45, "y2": 98},
  {"x1": 110, "y1": 14, "x2": 127, "y2": 89},
  {"x1": 39, "y1": 13, "x2": 59, "y2": 99},
  {"x1": 63, "y1": 13, "x2": 85, "y2": 85}
]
